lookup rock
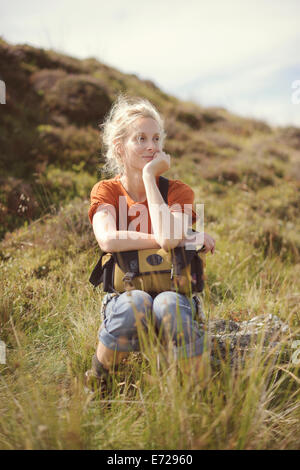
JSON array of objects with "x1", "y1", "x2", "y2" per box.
[{"x1": 205, "y1": 314, "x2": 292, "y2": 366}]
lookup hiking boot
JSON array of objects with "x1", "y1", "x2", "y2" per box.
[
  {"x1": 84, "y1": 370, "x2": 109, "y2": 395},
  {"x1": 84, "y1": 354, "x2": 111, "y2": 396},
  {"x1": 193, "y1": 295, "x2": 206, "y2": 324}
]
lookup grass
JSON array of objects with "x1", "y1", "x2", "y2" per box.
[
  {"x1": 1, "y1": 37, "x2": 300, "y2": 450},
  {"x1": 1, "y1": 173, "x2": 299, "y2": 449}
]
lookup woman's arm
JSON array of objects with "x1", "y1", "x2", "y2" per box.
[
  {"x1": 92, "y1": 205, "x2": 161, "y2": 252},
  {"x1": 179, "y1": 231, "x2": 216, "y2": 254},
  {"x1": 142, "y1": 153, "x2": 189, "y2": 251}
]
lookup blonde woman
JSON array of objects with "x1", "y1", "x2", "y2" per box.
[{"x1": 85, "y1": 95, "x2": 215, "y2": 392}]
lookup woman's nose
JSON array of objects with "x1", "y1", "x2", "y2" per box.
[{"x1": 147, "y1": 140, "x2": 159, "y2": 149}]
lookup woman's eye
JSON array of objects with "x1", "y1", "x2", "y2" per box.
[{"x1": 136, "y1": 135, "x2": 160, "y2": 144}]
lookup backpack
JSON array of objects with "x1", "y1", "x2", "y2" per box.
[{"x1": 89, "y1": 176, "x2": 206, "y2": 297}]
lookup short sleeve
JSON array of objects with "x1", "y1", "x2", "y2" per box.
[
  {"x1": 88, "y1": 181, "x2": 116, "y2": 224},
  {"x1": 167, "y1": 180, "x2": 198, "y2": 226}
]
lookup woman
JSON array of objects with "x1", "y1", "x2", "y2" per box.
[{"x1": 85, "y1": 95, "x2": 215, "y2": 392}]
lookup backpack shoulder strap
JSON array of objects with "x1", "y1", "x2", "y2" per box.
[
  {"x1": 158, "y1": 176, "x2": 169, "y2": 204},
  {"x1": 89, "y1": 252, "x2": 106, "y2": 287},
  {"x1": 89, "y1": 176, "x2": 169, "y2": 288}
]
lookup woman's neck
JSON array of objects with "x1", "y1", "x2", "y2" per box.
[{"x1": 119, "y1": 172, "x2": 147, "y2": 202}]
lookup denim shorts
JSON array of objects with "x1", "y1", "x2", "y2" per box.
[{"x1": 98, "y1": 290, "x2": 205, "y2": 359}]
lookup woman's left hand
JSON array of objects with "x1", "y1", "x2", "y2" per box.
[
  {"x1": 143, "y1": 151, "x2": 171, "y2": 177},
  {"x1": 201, "y1": 232, "x2": 216, "y2": 254},
  {"x1": 179, "y1": 231, "x2": 216, "y2": 254}
]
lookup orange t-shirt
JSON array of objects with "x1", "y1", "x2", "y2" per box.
[{"x1": 88, "y1": 175, "x2": 198, "y2": 234}]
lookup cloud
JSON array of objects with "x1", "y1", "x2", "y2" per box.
[
  {"x1": 174, "y1": 58, "x2": 300, "y2": 126},
  {"x1": 1, "y1": 0, "x2": 299, "y2": 125}
]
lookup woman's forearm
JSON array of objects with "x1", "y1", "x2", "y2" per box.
[
  {"x1": 142, "y1": 170, "x2": 184, "y2": 251},
  {"x1": 99, "y1": 231, "x2": 161, "y2": 252}
]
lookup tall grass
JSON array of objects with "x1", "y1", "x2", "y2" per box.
[
  {"x1": 1, "y1": 38, "x2": 300, "y2": 449},
  {"x1": 1, "y1": 178, "x2": 300, "y2": 449}
]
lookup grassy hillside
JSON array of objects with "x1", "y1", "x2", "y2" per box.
[
  {"x1": 0, "y1": 39, "x2": 300, "y2": 450},
  {"x1": 2, "y1": 37, "x2": 300, "y2": 241}
]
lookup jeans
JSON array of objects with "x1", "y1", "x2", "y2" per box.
[{"x1": 98, "y1": 290, "x2": 205, "y2": 359}]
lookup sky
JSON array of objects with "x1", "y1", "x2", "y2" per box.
[{"x1": 1, "y1": 0, "x2": 300, "y2": 126}]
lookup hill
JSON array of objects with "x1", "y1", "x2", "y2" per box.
[
  {"x1": 0, "y1": 39, "x2": 300, "y2": 450},
  {"x1": 1, "y1": 37, "x2": 300, "y2": 241}
]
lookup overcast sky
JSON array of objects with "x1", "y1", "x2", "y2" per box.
[{"x1": 1, "y1": 0, "x2": 300, "y2": 126}]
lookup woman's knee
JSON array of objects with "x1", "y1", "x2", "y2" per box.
[
  {"x1": 152, "y1": 291, "x2": 196, "y2": 331},
  {"x1": 151, "y1": 291, "x2": 180, "y2": 330},
  {"x1": 114, "y1": 290, "x2": 153, "y2": 328},
  {"x1": 152, "y1": 291, "x2": 178, "y2": 318},
  {"x1": 99, "y1": 290, "x2": 153, "y2": 352}
]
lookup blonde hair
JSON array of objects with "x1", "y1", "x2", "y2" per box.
[{"x1": 100, "y1": 94, "x2": 166, "y2": 176}]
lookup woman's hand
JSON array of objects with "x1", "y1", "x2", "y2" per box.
[
  {"x1": 142, "y1": 151, "x2": 171, "y2": 177},
  {"x1": 179, "y1": 231, "x2": 216, "y2": 254},
  {"x1": 201, "y1": 232, "x2": 216, "y2": 254}
]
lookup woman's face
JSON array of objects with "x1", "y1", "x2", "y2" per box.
[{"x1": 120, "y1": 117, "x2": 163, "y2": 174}]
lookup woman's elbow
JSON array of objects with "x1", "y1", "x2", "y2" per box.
[
  {"x1": 161, "y1": 238, "x2": 181, "y2": 252},
  {"x1": 96, "y1": 234, "x2": 115, "y2": 252}
]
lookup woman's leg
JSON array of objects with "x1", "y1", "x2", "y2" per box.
[
  {"x1": 96, "y1": 290, "x2": 153, "y2": 370},
  {"x1": 152, "y1": 291, "x2": 205, "y2": 361},
  {"x1": 96, "y1": 343, "x2": 127, "y2": 371}
]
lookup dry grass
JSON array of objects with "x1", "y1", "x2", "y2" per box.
[
  {"x1": 1, "y1": 169, "x2": 299, "y2": 449},
  {"x1": 1, "y1": 37, "x2": 300, "y2": 450}
]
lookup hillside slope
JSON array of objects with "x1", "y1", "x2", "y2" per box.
[
  {"x1": 0, "y1": 39, "x2": 300, "y2": 450},
  {"x1": 1, "y1": 37, "x2": 299, "y2": 241}
]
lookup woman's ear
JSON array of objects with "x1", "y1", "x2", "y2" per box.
[{"x1": 114, "y1": 140, "x2": 123, "y2": 160}]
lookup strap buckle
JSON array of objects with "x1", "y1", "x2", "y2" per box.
[{"x1": 122, "y1": 272, "x2": 136, "y2": 291}]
